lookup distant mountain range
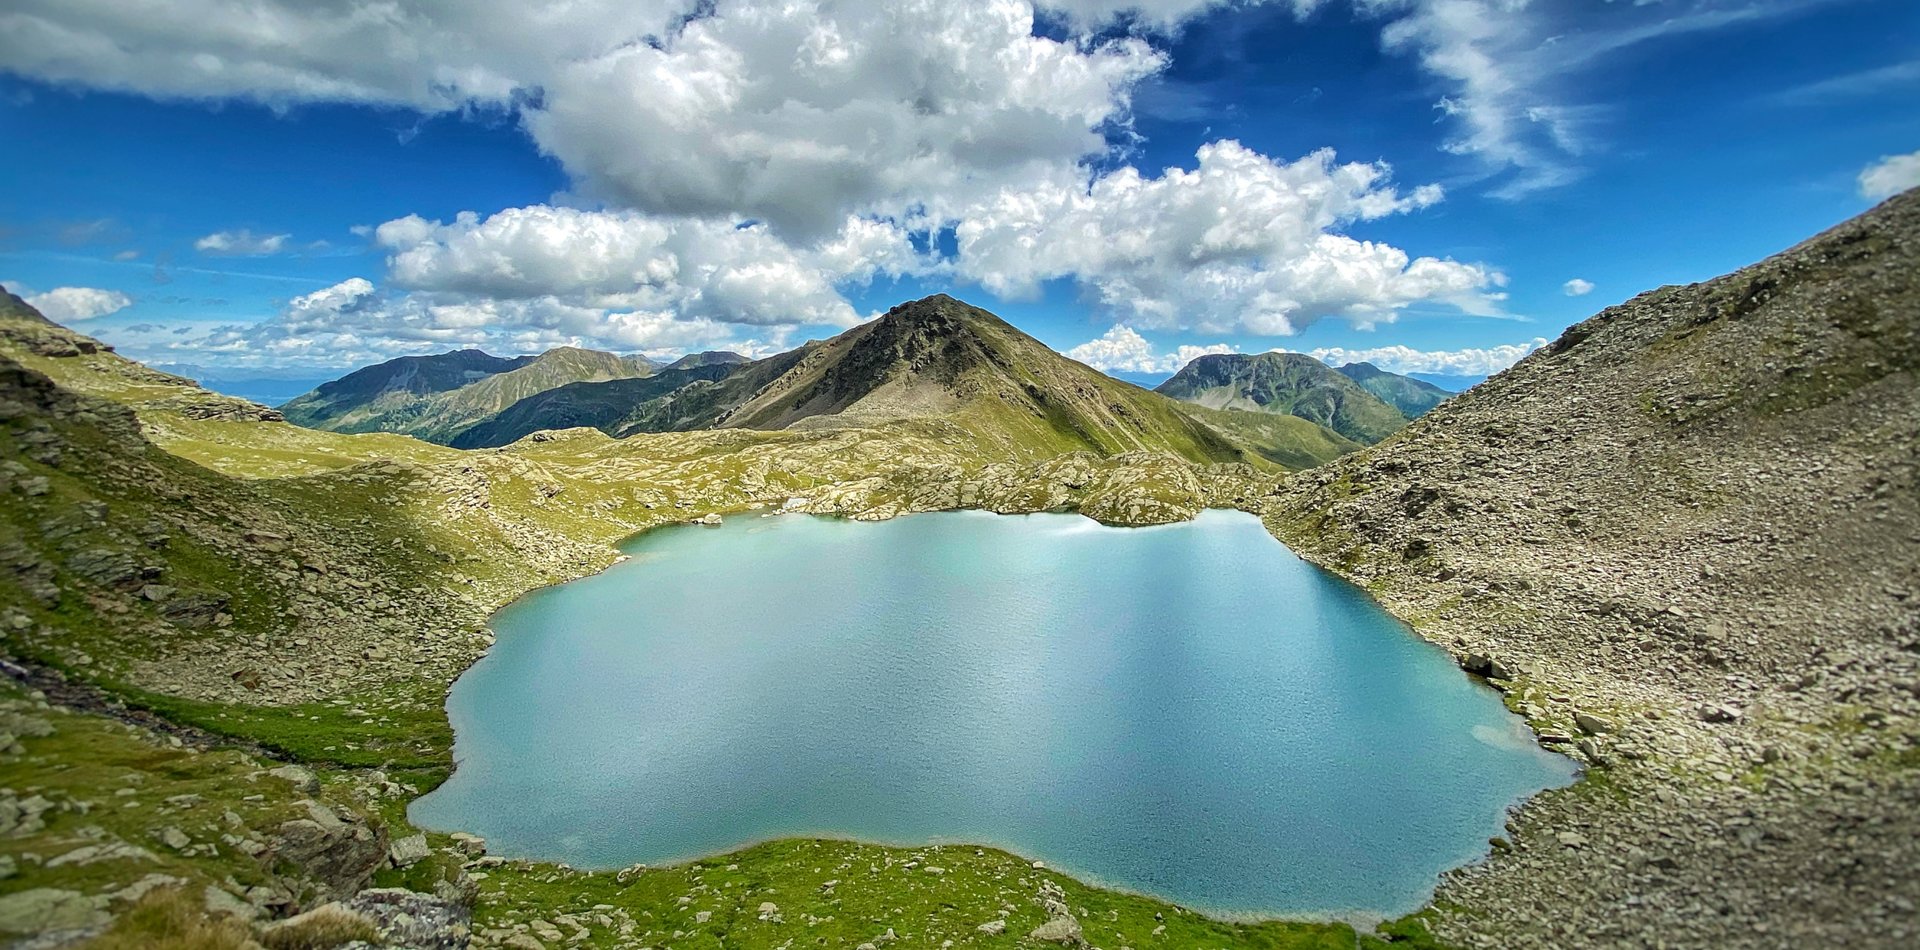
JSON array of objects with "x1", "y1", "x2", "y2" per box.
[
  {"x1": 1333, "y1": 361, "x2": 1453, "y2": 417},
  {"x1": 281, "y1": 346, "x2": 658, "y2": 445},
  {"x1": 276, "y1": 295, "x2": 1431, "y2": 470},
  {"x1": 1152, "y1": 352, "x2": 1427, "y2": 444}
]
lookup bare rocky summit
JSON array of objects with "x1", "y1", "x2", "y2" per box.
[{"x1": 1264, "y1": 192, "x2": 1920, "y2": 947}]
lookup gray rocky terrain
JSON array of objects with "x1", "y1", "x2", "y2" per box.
[{"x1": 1264, "y1": 191, "x2": 1920, "y2": 947}]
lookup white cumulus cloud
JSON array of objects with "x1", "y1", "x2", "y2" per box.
[
  {"x1": 954, "y1": 141, "x2": 1499, "y2": 335},
  {"x1": 17, "y1": 285, "x2": 135, "y2": 322},
  {"x1": 525, "y1": 1, "x2": 1168, "y2": 238},
  {"x1": 1562, "y1": 278, "x2": 1594, "y2": 296},
  {"x1": 1304, "y1": 337, "x2": 1548, "y2": 376},
  {"x1": 1858, "y1": 149, "x2": 1920, "y2": 199},
  {"x1": 0, "y1": 1, "x2": 1183, "y2": 241},
  {"x1": 374, "y1": 205, "x2": 919, "y2": 328},
  {"x1": 178, "y1": 277, "x2": 789, "y2": 371},
  {"x1": 1064, "y1": 324, "x2": 1232, "y2": 373},
  {"x1": 195, "y1": 229, "x2": 291, "y2": 256}
]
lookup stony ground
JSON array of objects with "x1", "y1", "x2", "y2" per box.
[{"x1": 1264, "y1": 193, "x2": 1920, "y2": 947}]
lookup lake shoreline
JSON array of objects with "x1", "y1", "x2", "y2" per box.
[{"x1": 415, "y1": 506, "x2": 1576, "y2": 929}]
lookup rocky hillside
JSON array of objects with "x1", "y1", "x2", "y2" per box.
[
  {"x1": 662, "y1": 350, "x2": 750, "y2": 371},
  {"x1": 1334, "y1": 361, "x2": 1451, "y2": 417},
  {"x1": 448, "y1": 294, "x2": 1360, "y2": 469},
  {"x1": 1156, "y1": 352, "x2": 1410, "y2": 443},
  {"x1": 1263, "y1": 192, "x2": 1920, "y2": 947},
  {"x1": 446, "y1": 348, "x2": 809, "y2": 449},
  {"x1": 280, "y1": 347, "x2": 655, "y2": 443},
  {"x1": 707, "y1": 294, "x2": 1253, "y2": 461}
]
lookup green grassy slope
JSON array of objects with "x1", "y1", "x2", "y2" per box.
[
  {"x1": 1157, "y1": 352, "x2": 1410, "y2": 444},
  {"x1": 280, "y1": 346, "x2": 655, "y2": 443},
  {"x1": 447, "y1": 348, "x2": 811, "y2": 449},
  {"x1": 1334, "y1": 362, "x2": 1453, "y2": 418},
  {"x1": 1181, "y1": 404, "x2": 1365, "y2": 469},
  {"x1": 714, "y1": 294, "x2": 1257, "y2": 463}
]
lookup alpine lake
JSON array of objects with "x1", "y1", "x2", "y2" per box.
[{"x1": 412, "y1": 508, "x2": 1575, "y2": 919}]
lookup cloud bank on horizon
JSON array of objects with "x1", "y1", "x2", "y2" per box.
[{"x1": 0, "y1": 0, "x2": 1909, "y2": 373}]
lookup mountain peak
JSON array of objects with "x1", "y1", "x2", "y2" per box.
[{"x1": 1157, "y1": 350, "x2": 1409, "y2": 443}]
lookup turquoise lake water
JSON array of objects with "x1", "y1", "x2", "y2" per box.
[{"x1": 411, "y1": 509, "x2": 1575, "y2": 918}]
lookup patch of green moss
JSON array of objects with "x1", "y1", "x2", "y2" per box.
[
  {"x1": 466, "y1": 839, "x2": 1393, "y2": 949},
  {"x1": 118, "y1": 685, "x2": 453, "y2": 769}
]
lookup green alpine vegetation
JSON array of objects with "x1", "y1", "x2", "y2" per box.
[
  {"x1": 1334, "y1": 361, "x2": 1453, "y2": 418},
  {"x1": 1155, "y1": 351, "x2": 1413, "y2": 443},
  {"x1": 340, "y1": 293, "x2": 1367, "y2": 471},
  {"x1": 280, "y1": 347, "x2": 656, "y2": 443}
]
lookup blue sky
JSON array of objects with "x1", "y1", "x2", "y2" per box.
[{"x1": 2, "y1": 0, "x2": 1915, "y2": 391}]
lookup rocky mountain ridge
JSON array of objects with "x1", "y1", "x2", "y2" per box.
[
  {"x1": 1262, "y1": 191, "x2": 1920, "y2": 947},
  {"x1": 280, "y1": 347, "x2": 656, "y2": 444},
  {"x1": 1156, "y1": 351, "x2": 1412, "y2": 443},
  {"x1": 337, "y1": 293, "x2": 1367, "y2": 471},
  {"x1": 1334, "y1": 361, "x2": 1452, "y2": 417}
]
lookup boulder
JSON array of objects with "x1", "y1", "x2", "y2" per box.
[
  {"x1": 0, "y1": 888, "x2": 108, "y2": 934},
  {"x1": 389, "y1": 832, "x2": 431, "y2": 867},
  {"x1": 1029, "y1": 914, "x2": 1085, "y2": 945},
  {"x1": 1460, "y1": 652, "x2": 1513, "y2": 680},
  {"x1": 1574, "y1": 712, "x2": 1615, "y2": 735},
  {"x1": 1697, "y1": 703, "x2": 1743, "y2": 723},
  {"x1": 344, "y1": 888, "x2": 472, "y2": 949},
  {"x1": 270, "y1": 800, "x2": 387, "y2": 899},
  {"x1": 203, "y1": 885, "x2": 259, "y2": 923},
  {"x1": 268, "y1": 764, "x2": 320, "y2": 794}
]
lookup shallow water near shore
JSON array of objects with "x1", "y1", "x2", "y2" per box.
[{"x1": 412, "y1": 509, "x2": 1575, "y2": 918}]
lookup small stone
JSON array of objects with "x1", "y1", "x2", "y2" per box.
[
  {"x1": 1557, "y1": 831, "x2": 1588, "y2": 848},
  {"x1": 1697, "y1": 703, "x2": 1743, "y2": 723},
  {"x1": 977, "y1": 919, "x2": 1007, "y2": 935}
]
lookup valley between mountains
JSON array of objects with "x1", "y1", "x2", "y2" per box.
[{"x1": 0, "y1": 194, "x2": 1915, "y2": 948}]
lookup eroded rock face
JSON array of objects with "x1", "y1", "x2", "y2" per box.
[
  {"x1": 1264, "y1": 192, "x2": 1920, "y2": 946},
  {"x1": 270, "y1": 800, "x2": 389, "y2": 901}
]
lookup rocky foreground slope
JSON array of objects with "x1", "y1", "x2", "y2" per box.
[{"x1": 1265, "y1": 192, "x2": 1920, "y2": 947}]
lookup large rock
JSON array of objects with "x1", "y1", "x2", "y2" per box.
[
  {"x1": 1029, "y1": 914, "x2": 1085, "y2": 945},
  {"x1": 344, "y1": 888, "x2": 472, "y2": 949},
  {"x1": 388, "y1": 832, "x2": 431, "y2": 867},
  {"x1": 269, "y1": 800, "x2": 388, "y2": 899},
  {"x1": 0, "y1": 888, "x2": 109, "y2": 935}
]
